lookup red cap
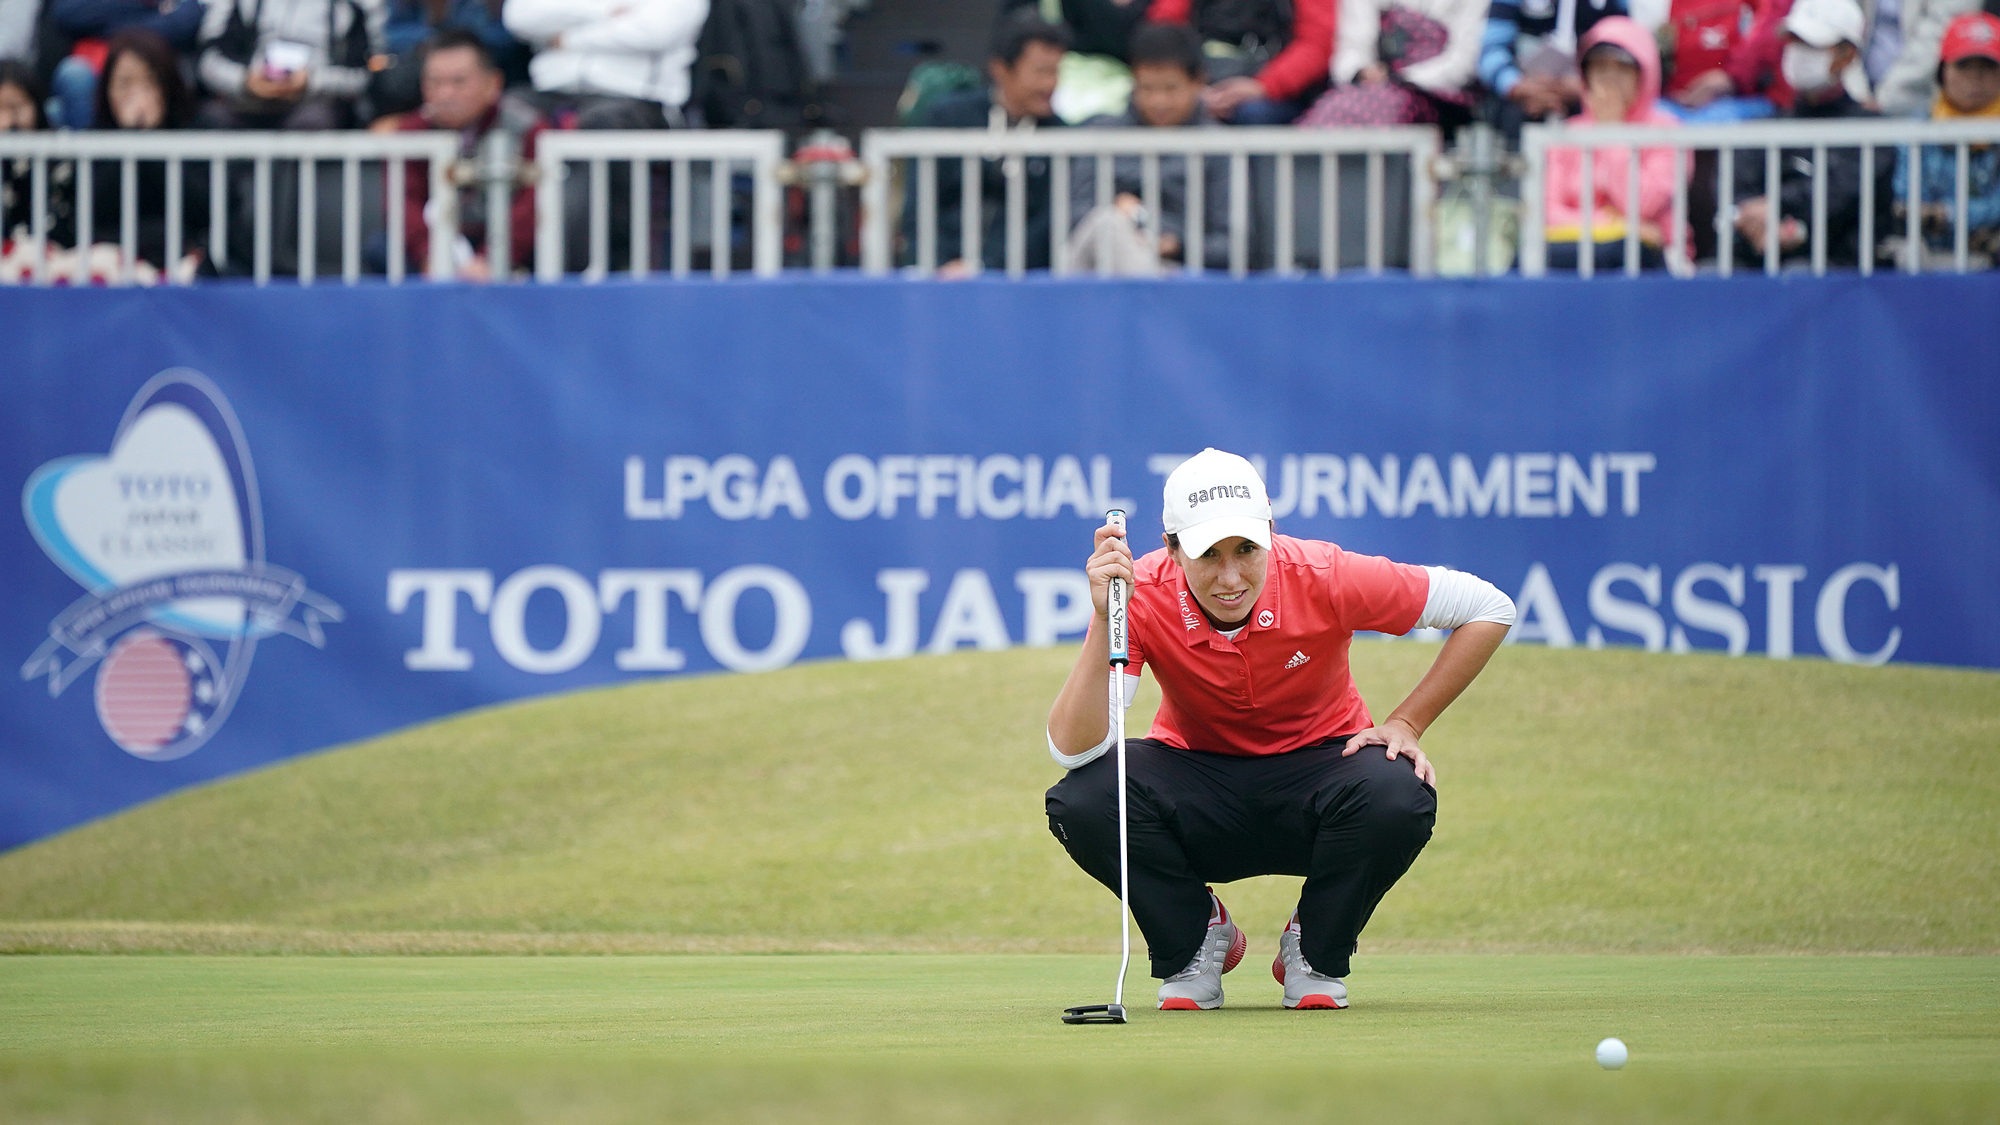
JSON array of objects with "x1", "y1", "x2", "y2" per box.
[{"x1": 1941, "y1": 12, "x2": 2000, "y2": 65}]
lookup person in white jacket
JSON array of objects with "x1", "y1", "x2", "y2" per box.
[
  {"x1": 197, "y1": 0, "x2": 388, "y2": 129},
  {"x1": 502, "y1": 0, "x2": 709, "y2": 127},
  {"x1": 0, "y1": 0, "x2": 38, "y2": 65},
  {"x1": 1873, "y1": 0, "x2": 1981, "y2": 115},
  {"x1": 1333, "y1": 0, "x2": 1485, "y2": 95},
  {"x1": 1298, "y1": 0, "x2": 1484, "y2": 123}
]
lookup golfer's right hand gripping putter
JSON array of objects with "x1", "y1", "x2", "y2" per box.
[{"x1": 1105, "y1": 509, "x2": 1129, "y2": 668}]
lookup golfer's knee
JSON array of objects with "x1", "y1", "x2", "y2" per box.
[
  {"x1": 1046, "y1": 760, "x2": 1118, "y2": 840},
  {"x1": 1047, "y1": 755, "x2": 1116, "y2": 811},
  {"x1": 1358, "y1": 763, "x2": 1435, "y2": 845}
]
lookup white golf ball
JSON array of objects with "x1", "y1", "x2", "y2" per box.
[{"x1": 1595, "y1": 1038, "x2": 1628, "y2": 1070}]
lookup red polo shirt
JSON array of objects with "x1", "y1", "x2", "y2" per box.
[{"x1": 1127, "y1": 535, "x2": 1430, "y2": 757}]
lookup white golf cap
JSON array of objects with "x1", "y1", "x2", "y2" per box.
[
  {"x1": 1785, "y1": 0, "x2": 1865, "y2": 47},
  {"x1": 1162, "y1": 448, "x2": 1273, "y2": 559}
]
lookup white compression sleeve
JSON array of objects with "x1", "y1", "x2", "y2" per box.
[
  {"x1": 1047, "y1": 671, "x2": 1142, "y2": 770},
  {"x1": 1415, "y1": 566, "x2": 1518, "y2": 630}
]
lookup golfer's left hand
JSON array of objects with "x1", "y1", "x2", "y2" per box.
[{"x1": 1343, "y1": 717, "x2": 1436, "y2": 786}]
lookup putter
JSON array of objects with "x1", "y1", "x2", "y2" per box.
[{"x1": 1063, "y1": 508, "x2": 1132, "y2": 1026}]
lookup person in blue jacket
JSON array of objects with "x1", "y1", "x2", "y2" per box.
[{"x1": 1477, "y1": 0, "x2": 1627, "y2": 138}]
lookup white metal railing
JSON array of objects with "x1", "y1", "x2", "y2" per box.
[
  {"x1": 10, "y1": 123, "x2": 1992, "y2": 284},
  {"x1": 0, "y1": 131, "x2": 458, "y2": 285},
  {"x1": 859, "y1": 126, "x2": 1443, "y2": 278},
  {"x1": 532, "y1": 130, "x2": 785, "y2": 282},
  {"x1": 1519, "y1": 118, "x2": 2000, "y2": 278}
]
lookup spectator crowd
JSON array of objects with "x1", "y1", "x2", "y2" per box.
[
  {"x1": 911, "y1": 0, "x2": 2000, "y2": 273},
  {"x1": 0, "y1": 0, "x2": 717, "y2": 279},
  {"x1": 3, "y1": 0, "x2": 1997, "y2": 279}
]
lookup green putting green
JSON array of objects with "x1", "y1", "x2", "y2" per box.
[
  {"x1": 0, "y1": 954, "x2": 1995, "y2": 1124},
  {"x1": 2, "y1": 645, "x2": 1995, "y2": 1121}
]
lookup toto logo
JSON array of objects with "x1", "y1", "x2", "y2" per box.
[{"x1": 20, "y1": 370, "x2": 342, "y2": 761}]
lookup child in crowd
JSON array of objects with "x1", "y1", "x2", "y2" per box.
[
  {"x1": 1541, "y1": 16, "x2": 1688, "y2": 272},
  {"x1": 1066, "y1": 21, "x2": 1230, "y2": 275},
  {"x1": 1892, "y1": 12, "x2": 2000, "y2": 266},
  {"x1": 1479, "y1": 0, "x2": 1630, "y2": 136}
]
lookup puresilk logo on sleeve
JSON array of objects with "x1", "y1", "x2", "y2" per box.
[{"x1": 20, "y1": 371, "x2": 342, "y2": 761}]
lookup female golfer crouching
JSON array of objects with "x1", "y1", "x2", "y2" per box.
[{"x1": 1045, "y1": 448, "x2": 1514, "y2": 1010}]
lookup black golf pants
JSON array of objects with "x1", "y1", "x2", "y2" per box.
[{"x1": 1045, "y1": 737, "x2": 1435, "y2": 980}]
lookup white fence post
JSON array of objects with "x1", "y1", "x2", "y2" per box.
[
  {"x1": 860, "y1": 132, "x2": 891, "y2": 275},
  {"x1": 1519, "y1": 126, "x2": 1548, "y2": 278}
]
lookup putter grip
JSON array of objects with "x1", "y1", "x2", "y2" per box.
[{"x1": 1105, "y1": 509, "x2": 1128, "y2": 667}]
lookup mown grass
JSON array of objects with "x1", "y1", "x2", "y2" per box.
[
  {"x1": 1, "y1": 643, "x2": 1996, "y2": 954},
  {"x1": 5, "y1": 1053, "x2": 1991, "y2": 1125},
  {"x1": 0, "y1": 953, "x2": 1996, "y2": 1125},
  {"x1": 3, "y1": 646, "x2": 1997, "y2": 1124}
]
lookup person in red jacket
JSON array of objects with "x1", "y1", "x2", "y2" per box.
[
  {"x1": 1722, "y1": 0, "x2": 1801, "y2": 109},
  {"x1": 378, "y1": 25, "x2": 541, "y2": 281},
  {"x1": 1149, "y1": 0, "x2": 1338, "y2": 123}
]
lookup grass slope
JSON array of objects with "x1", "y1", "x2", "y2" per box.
[
  {"x1": 1, "y1": 954, "x2": 1996, "y2": 1124},
  {"x1": 1, "y1": 643, "x2": 1996, "y2": 953}
]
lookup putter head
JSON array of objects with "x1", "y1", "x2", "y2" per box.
[{"x1": 1061, "y1": 1003, "x2": 1128, "y2": 1025}]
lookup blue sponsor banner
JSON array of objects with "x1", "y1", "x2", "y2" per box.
[{"x1": 3, "y1": 274, "x2": 1997, "y2": 850}]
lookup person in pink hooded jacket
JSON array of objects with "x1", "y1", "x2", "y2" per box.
[{"x1": 1542, "y1": 16, "x2": 1689, "y2": 272}]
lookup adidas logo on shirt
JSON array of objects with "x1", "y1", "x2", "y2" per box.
[{"x1": 1286, "y1": 651, "x2": 1310, "y2": 669}]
